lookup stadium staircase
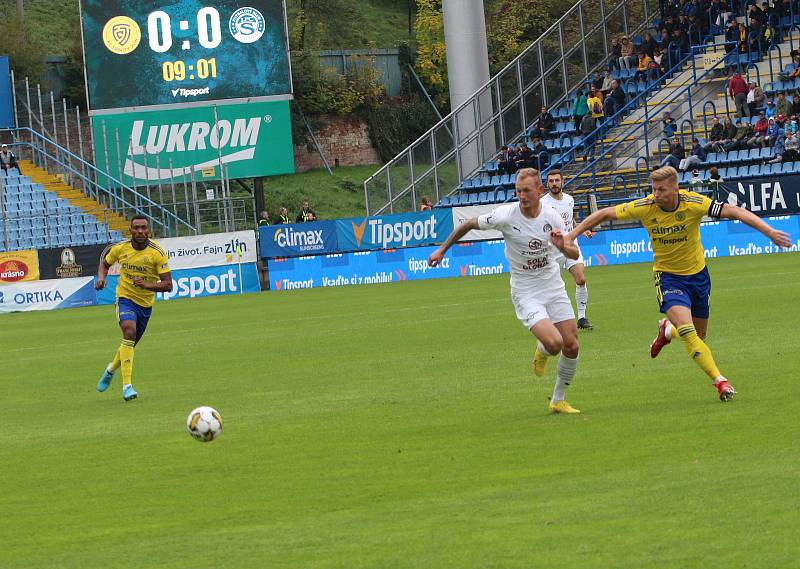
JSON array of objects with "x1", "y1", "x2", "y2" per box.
[
  {"x1": 19, "y1": 160, "x2": 129, "y2": 233},
  {"x1": 386, "y1": 3, "x2": 800, "y2": 218}
]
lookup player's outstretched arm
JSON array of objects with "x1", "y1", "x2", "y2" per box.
[
  {"x1": 566, "y1": 207, "x2": 618, "y2": 244},
  {"x1": 95, "y1": 260, "x2": 110, "y2": 290},
  {"x1": 550, "y1": 231, "x2": 580, "y2": 260},
  {"x1": 719, "y1": 204, "x2": 792, "y2": 247},
  {"x1": 428, "y1": 218, "x2": 480, "y2": 267}
]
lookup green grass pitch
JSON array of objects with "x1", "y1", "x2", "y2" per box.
[{"x1": 2, "y1": 253, "x2": 798, "y2": 568}]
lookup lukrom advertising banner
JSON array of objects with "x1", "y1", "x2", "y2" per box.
[
  {"x1": 0, "y1": 277, "x2": 96, "y2": 313},
  {"x1": 717, "y1": 178, "x2": 800, "y2": 216},
  {"x1": 259, "y1": 221, "x2": 338, "y2": 258},
  {"x1": 335, "y1": 210, "x2": 453, "y2": 252},
  {"x1": 91, "y1": 100, "x2": 294, "y2": 185},
  {"x1": 0, "y1": 250, "x2": 40, "y2": 284}
]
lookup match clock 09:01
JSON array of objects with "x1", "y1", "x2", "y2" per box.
[{"x1": 81, "y1": 1, "x2": 292, "y2": 111}]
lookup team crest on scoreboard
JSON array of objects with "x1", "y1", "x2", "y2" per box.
[
  {"x1": 102, "y1": 16, "x2": 141, "y2": 55},
  {"x1": 229, "y1": 7, "x2": 265, "y2": 44}
]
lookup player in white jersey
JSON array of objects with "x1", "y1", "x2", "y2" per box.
[
  {"x1": 541, "y1": 169, "x2": 594, "y2": 330},
  {"x1": 428, "y1": 168, "x2": 584, "y2": 414}
]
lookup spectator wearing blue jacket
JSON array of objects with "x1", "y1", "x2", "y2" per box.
[
  {"x1": 767, "y1": 133, "x2": 787, "y2": 163},
  {"x1": 662, "y1": 112, "x2": 677, "y2": 137},
  {"x1": 764, "y1": 117, "x2": 783, "y2": 147},
  {"x1": 679, "y1": 138, "x2": 707, "y2": 171},
  {"x1": 765, "y1": 99, "x2": 776, "y2": 119}
]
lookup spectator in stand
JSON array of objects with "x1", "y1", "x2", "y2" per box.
[
  {"x1": 716, "y1": 116, "x2": 738, "y2": 151},
  {"x1": 688, "y1": 169, "x2": 705, "y2": 192},
  {"x1": 776, "y1": 92, "x2": 792, "y2": 118},
  {"x1": 767, "y1": 131, "x2": 787, "y2": 162},
  {"x1": 498, "y1": 144, "x2": 516, "y2": 174},
  {"x1": 680, "y1": 137, "x2": 707, "y2": 171},
  {"x1": 609, "y1": 37, "x2": 622, "y2": 71},
  {"x1": 658, "y1": 27, "x2": 672, "y2": 54},
  {"x1": 635, "y1": 52, "x2": 654, "y2": 82},
  {"x1": 572, "y1": 89, "x2": 589, "y2": 130},
  {"x1": 748, "y1": 16, "x2": 765, "y2": 53},
  {"x1": 641, "y1": 31, "x2": 658, "y2": 57},
  {"x1": 591, "y1": 71, "x2": 604, "y2": 92},
  {"x1": 776, "y1": 113, "x2": 787, "y2": 132},
  {"x1": 663, "y1": 14, "x2": 677, "y2": 34},
  {"x1": 604, "y1": 79, "x2": 627, "y2": 121},
  {"x1": 531, "y1": 137, "x2": 550, "y2": 169},
  {"x1": 277, "y1": 207, "x2": 291, "y2": 224},
  {"x1": 728, "y1": 72, "x2": 750, "y2": 117},
  {"x1": 619, "y1": 36, "x2": 637, "y2": 70},
  {"x1": 748, "y1": 2, "x2": 766, "y2": 26},
  {"x1": 0, "y1": 144, "x2": 21, "y2": 174},
  {"x1": 296, "y1": 200, "x2": 316, "y2": 223},
  {"x1": 708, "y1": 166, "x2": 724, "y2": 196},
  {"x1": 531, "y1": 106, "x2": 555, "y2": 139},
  {"x1": 748, "y1": 112, "x2": 769, "y2": 147},
  {"x1": 726, "y1": 119, "x2": 755, "y2": 150},
  {"x1": 704, "y1": 116, "x2": 725, "y2": 152},
  {"x1": 587, "y1": 87, "x2": 605, "y2": 120},
  {"x1": 662, "y1": 111, "x2": 677, "y2": 137},
  {"x1": 792, "y1": 93, "x2": 800, "y2": 116},
  {"x1": 765, "y1": 99, "x2": 776, "y2": 119},
  {"x1": 674, "y1": 29, "x2": 690, "y2": 57},
  {"x1": 787, "y1": 116, "x2": 799, "y2": 136},
  {"x1": 514, "y1": 142, "x2": 533, "y2": 171},
  {"x1": 660, "y1": 136, "x2": 685, "y2": 168},
  {"x1": 580, "y1": 113, "x2": 597, "y2": 157},
  {"x1": 710, "y1": 0, "x2": 733, "y2": 28},
  {"x1": 600, "y1": 70, "x2": 614, "y2": 97},
  {"x1": 258, "y1": 210, "x2": 271, "y2": 227},
  {"x1": 420, "y1": 196, "x2": 433, "y2": 211},
  {"x1": 764, "y1": 116, "x2": 783, "y2": 147},
  {"x1": 765, "y1": 0, "x2": 783, "y2": 44},
  {"x1": 747, "y1": 81, "x2": 766, "y2": 115},
  {"x1": 783, "y1": 131, "x2": 799, "y2": 161},
  {"x1": 725, "y1": 20, "x2": 744, "y2": 53},
  {"x1": 653, "y1": 47, "x2": 667, "y2": 76}
]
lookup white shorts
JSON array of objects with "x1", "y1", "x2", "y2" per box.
[
  {"x1": 511, "y1": 286, "x2": 575, "y2": 330},
  {"x1": 554, "y1": 249, "x2": 585, "y2": 271}
]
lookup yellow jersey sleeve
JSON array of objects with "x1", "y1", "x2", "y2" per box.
[
  {"x1": 681, "y1": 191, "x2": 714, "y2": 220},
  {"x1": 104, "y1": 243, "x2": 123, "y2": 266},
  {"x1": 153, "y1": 243, "x2": 171, "y2": 275},
  {"x1": 614, "y1": 197, "x2": 654, "y2": 222}
]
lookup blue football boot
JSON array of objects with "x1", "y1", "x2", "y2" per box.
[
  {"x1": 123, "y1": 385, "x2": 138, "y2": 402},
  {"x1": 97, "y1": 369, "x2": 114, "y2": 392}
]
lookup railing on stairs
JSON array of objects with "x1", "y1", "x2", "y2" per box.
[
  {"x1": 363, "y1": 0, "x2": 661, "y2": 215},
  {"x1": 2, "y1": 128, "x2": 196, "y2": 237}
]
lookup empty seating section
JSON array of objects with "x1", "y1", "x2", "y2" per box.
[{"x1": 1, "y1": 170, "x2": 124, "y2": 252}]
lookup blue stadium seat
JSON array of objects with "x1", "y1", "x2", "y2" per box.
[{"x1": 495, "y1": 189, "x2": 506, "y2": 202}]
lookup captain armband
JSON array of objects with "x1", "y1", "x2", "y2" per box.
[{"x1": 708, "y1": 201, "x2": 725, "y2": 218}]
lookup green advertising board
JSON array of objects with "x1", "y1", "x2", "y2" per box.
[{"x1": 91, "y1": 99, "x2": 294, "y2": 186}]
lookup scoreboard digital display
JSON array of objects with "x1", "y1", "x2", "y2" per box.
[{"x1": 80, "y1": 1, "x2": 292, "y2": 113}]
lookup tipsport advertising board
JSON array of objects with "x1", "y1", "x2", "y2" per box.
[
  {"x1": 96, "y1": 262, "x2": 261, "y2": 305},
  {"x1": 267, "y1": 215, "x2": 800, "y2": 291},
  {"x1": 91, "y1": 100, "x2": 294, "y2": 185},
  {"x1": 267, "y1": 240, "x2": 509, "y2": 291},
  {"x1": 335, "y1": 210, "x2": 454, "y2": 252},
  {"x1": 80, "y1": 0, "x2": 292, "y2": 112}
]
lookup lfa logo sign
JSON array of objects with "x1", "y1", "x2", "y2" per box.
[{"x1": 729, "y1": 181, "x2": 799, "y2": 214}]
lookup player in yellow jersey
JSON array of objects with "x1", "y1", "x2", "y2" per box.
[
  {"x1": 565, "y1": 167, "x2": 791, "y2": 401},
  {"x1": 95, "y1": 216, "x2": 173, "y2": 401}
]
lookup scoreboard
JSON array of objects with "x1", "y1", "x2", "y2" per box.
[{"x1": 80, "y1": 0, "x2": 292, "y2": 113}]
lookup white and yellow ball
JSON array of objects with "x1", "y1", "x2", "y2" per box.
[{"x1": 186, "y1": 406, "x2": 222, "y2": 442}]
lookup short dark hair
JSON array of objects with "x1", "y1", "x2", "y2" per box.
[
  {"x1": 130, "y1": 215, "x2": 148, "y2": 224},
  {"x1": 546, "y1": 169, "x2": 563, "y2": 179}
]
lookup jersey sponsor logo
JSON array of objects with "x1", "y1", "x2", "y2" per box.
[
  {"x1": 121, "y1": 261, "x2": 151, "y2": 274},
  {"x1": 675, "y1": 212, "x2": 686, "y2": 221},
  {"x1": 651, "y1": 224, "x2": 687, "y2": 235},
  {"x1": 543, "y1": 223, "x2": 552, "y2": 232},
  {"x1": 528, "y1": 238, "x2": 545, "y2": 252}
]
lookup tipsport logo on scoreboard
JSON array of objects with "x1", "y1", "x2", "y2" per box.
[
  {"x1": 80, "y1": 0, "x2": 291, "y2": 111},
  {"x1": 91, "y1": 100, "x2": 294, "y2": 185}
]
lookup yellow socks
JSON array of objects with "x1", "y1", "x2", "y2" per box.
[
  {"x1": 107, "y1": 348, "x2": 122, "y2": 373},
  {"x1": 676, "y1": 324, "x2": 722, "y2": 380},
  {"x1": 119, "y1": 339, "x2": 135, "y2": 386}
]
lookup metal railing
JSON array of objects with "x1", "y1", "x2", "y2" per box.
[
  {"x1": 363, "y1": 0, "x2": 660, "y2": 215},
  {"x1": 2, "y1": 130, "x2": 196, "y2": 237}
]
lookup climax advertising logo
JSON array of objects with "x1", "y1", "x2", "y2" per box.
[{"x1": 274, "y1": 227, "x2": 326, "y2": 252}]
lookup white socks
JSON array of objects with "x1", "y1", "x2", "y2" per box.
[
  {"x1": 665, "y1": 319, "x2": 675, "y2": 339},
  {"x1": 552, "y1": 355, "x2": 579, "y2": 402},
  {"x1": 575, "y1": 284, "x2": 588, "y2": 319},
  {"x1": 537, "y1": 341, "x2": 555, "y2": 357}
]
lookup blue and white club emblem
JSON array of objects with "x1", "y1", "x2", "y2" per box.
[{"x1": 229, "y1": 7, "x2": 265, "y2": 44}]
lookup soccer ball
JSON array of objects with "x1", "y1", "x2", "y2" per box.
[{"x1": 186, "y1": 406, "x2": 223, "y2": 442}]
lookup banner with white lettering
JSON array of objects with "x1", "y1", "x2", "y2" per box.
[
  {"x1": 335, "y1": 210, "x2": 453, "y2": 252},
  {"x1": 259, "y1": 221, "x2": 339, "y2": 258},
  {"x1": 717, "y1": 178, "x2": 800, "y2": 216},
  {"x1": 0, "y1": 277, "x2": 96, "y2": 313},
  {"x1": 153, "y1": 231, "x2": 257, "y2": 270}
]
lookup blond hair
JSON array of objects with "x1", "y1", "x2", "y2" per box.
[
  {"x1": 650, "y1": 166, "x2": 678, "y2": 183},
  {"x1": 516, "y1": 168, "x2": 541, "y2": 184}
]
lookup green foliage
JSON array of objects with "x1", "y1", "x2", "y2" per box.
[
  {"x1": 364, "y1": 97, "x2": 439, "y2": 163},
  {"x1": 0, "y1": 12, "x2": 45, "y2": 82},
  {"x1": 413, "y1": 0, "x2": 449, "y2": 109}
]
